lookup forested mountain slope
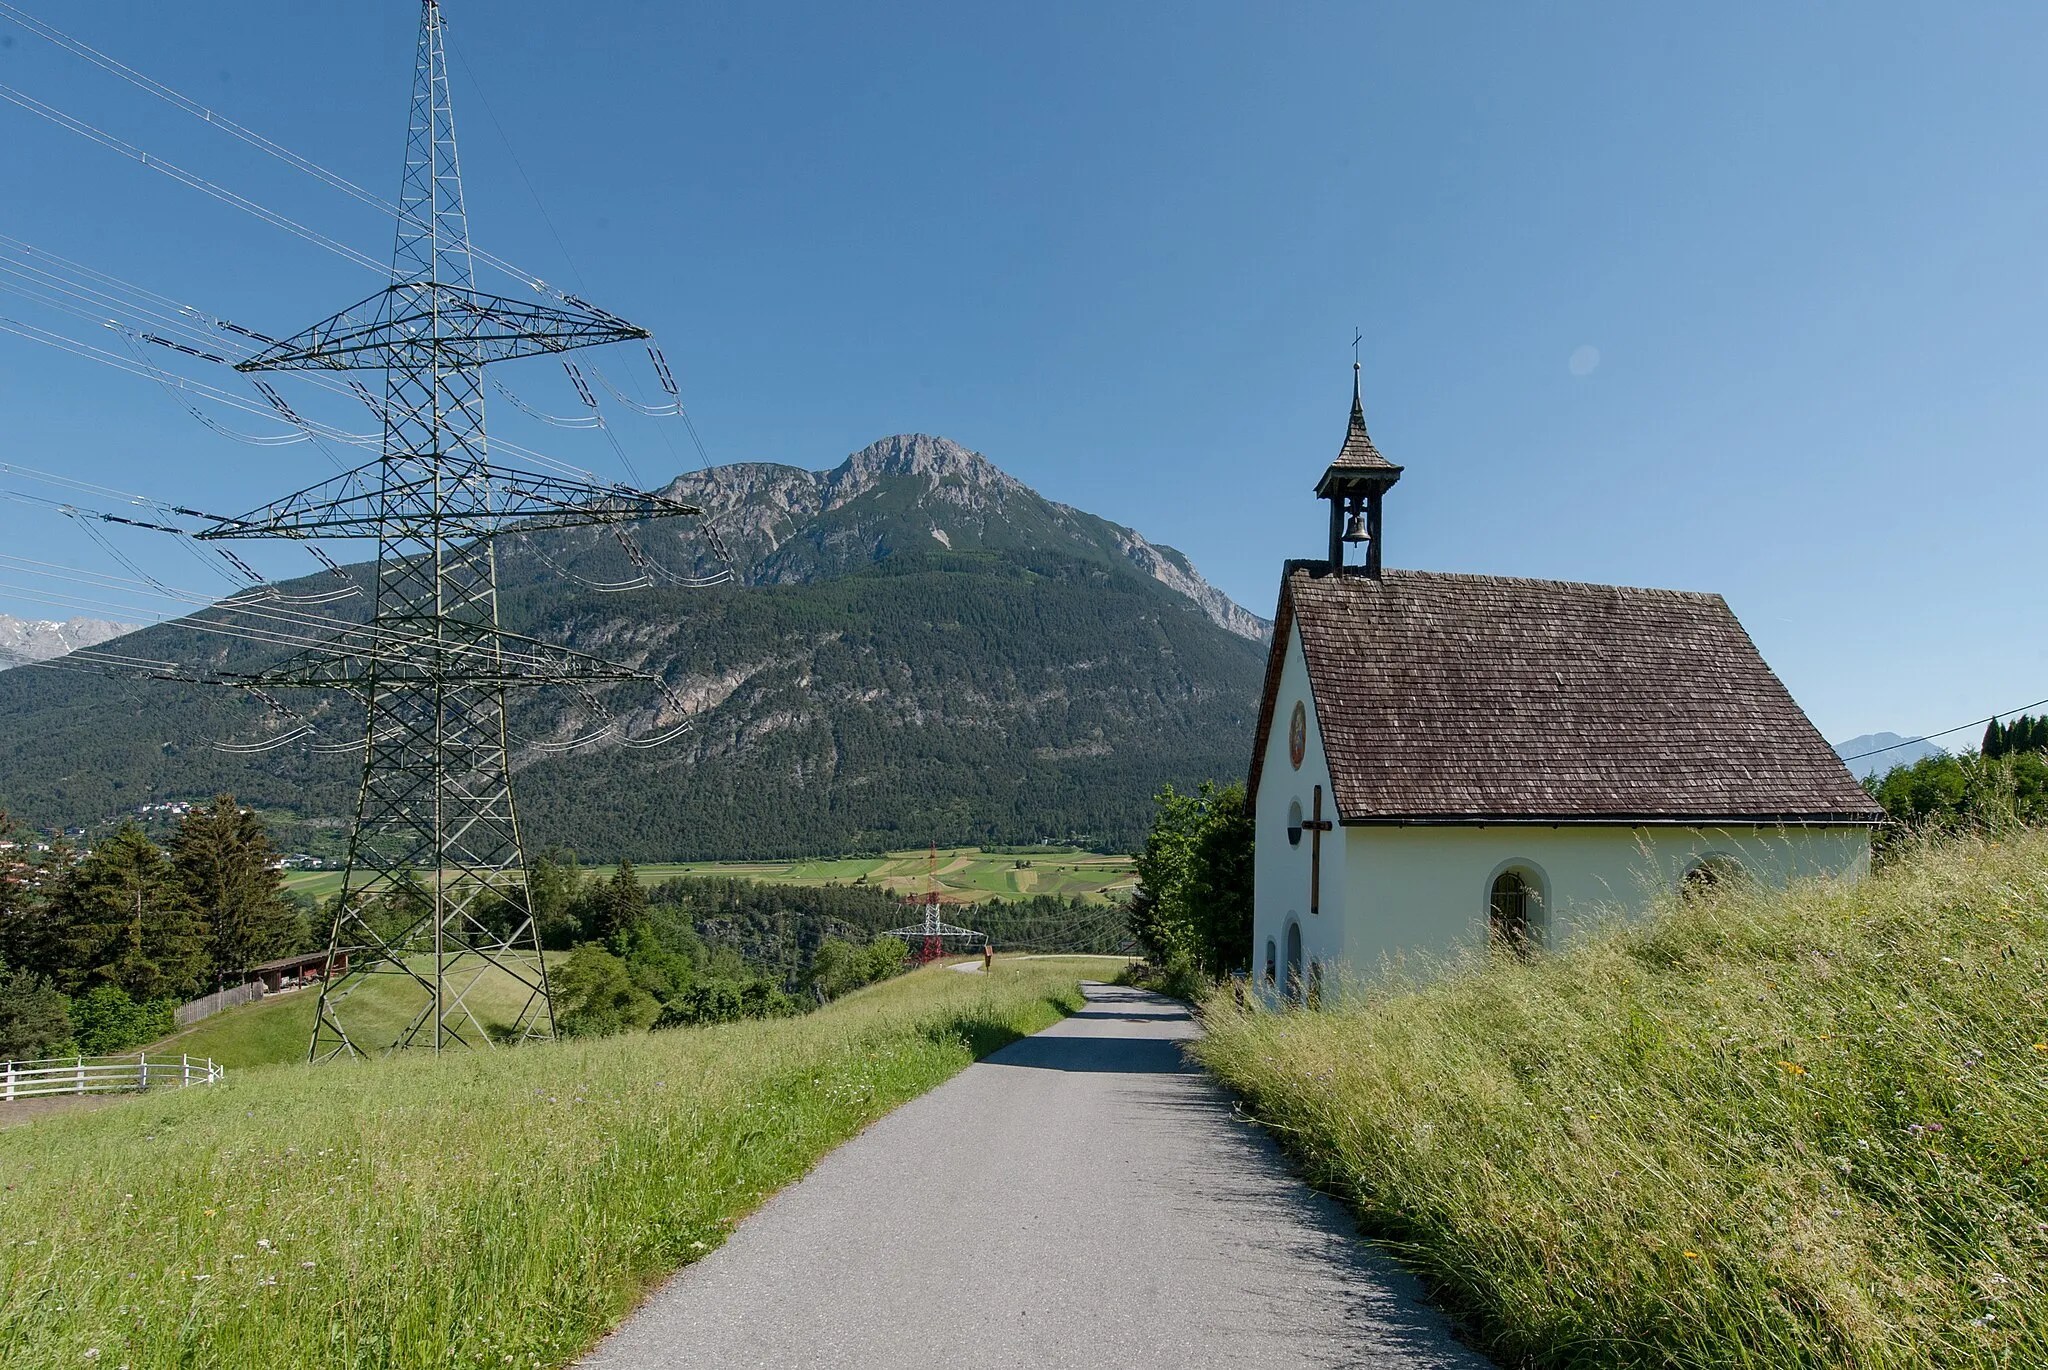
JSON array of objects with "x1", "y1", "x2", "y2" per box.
[{"x1": 0, "y1": 436, "x2": 1267, "y2": 858}]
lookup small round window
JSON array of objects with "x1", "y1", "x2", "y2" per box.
[{"x1": 1287, "y1": 799, "x2": 1303, "y2": 846}]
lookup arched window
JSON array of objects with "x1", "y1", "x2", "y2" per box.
[
  {"x1": 1682, "y1": 855, "x2": 1742, "y2": 897},
  {"x1": 1264, "y1": 938, "x2": 1277, "y2": 986},
  {"x1": 1287, "y1": 799, "x2": 1303, "y2": 847},
  {"x1": 1489, "y1": 870, "x2": 1540, "y2": 957},
  {"x1": 1284, "y1": 921, "x2": 1303, "y2": 1004}
]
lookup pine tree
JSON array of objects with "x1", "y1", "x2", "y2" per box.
[
  {"x1": 1983, "y1": 718, "x2": 2006, "y2": 759},
  {"x1": 169, "y1": 796, "x2": 303, "y2": 979},
  {"x1": 0, "y1": 955, "x2": 71, "y2": 1059},
  {"x1": 53, "y1": 824, "x2": 210, "y2": 1001},
  {"x1": 593, "y1": 859, "x2": 649, "y2": 945}
]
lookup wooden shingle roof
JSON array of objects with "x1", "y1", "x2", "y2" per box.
[
  {"x1": 1249, "y1": 564, "x2": 1883, "y2": 825},
  {"x1": 1315, "y1": 370, "x2": 1401, "y2": 498}
]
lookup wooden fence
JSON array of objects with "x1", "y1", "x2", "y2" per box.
[
  {"x1": 175, "y1": 982, "x2": 265, "y2": 1028},
  {"x1": 1, "y1": 1053, "x2": 225, "y2": 1101}
]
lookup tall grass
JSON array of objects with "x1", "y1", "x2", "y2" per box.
[
  {"x1": 1198, "y1": 833, "x2": 2048, "y2": 1368},
  {"x1": 0, "y1": 959, "x2": 1106, "y2": 1369}
]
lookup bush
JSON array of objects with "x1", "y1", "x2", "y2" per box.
[
  {"x1": 67, "y1": 985, "x2": 175, "y2": 1055},
  {"x1": 550, "y1": 946, "x2": 660, "y2": 1038},
  {"x1": 656, "y1": 977, "x2": 797, "y2": 1028},
  {"x1": 806, "y1": 935, "x2": 910, "y2": 1001},
  {"x1": 0, "y1": 961, "x2": 71, "y2": 1059}
]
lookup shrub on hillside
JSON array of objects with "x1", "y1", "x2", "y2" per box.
[
  {"x1": 68, "y1": 985, "x2": 175, "y2": 1055},
  {"x1": 656, "y1": 977, "x2": 797, "y2": 1027},
  {"x1": 807, "y1": 935, "x2": 909, "y2": 1001},
  {"x1": 551, "y1": 946, "x2": 660, "y2": 1038}
]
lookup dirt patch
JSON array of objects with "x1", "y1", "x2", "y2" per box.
[{"x1": 0, "y1": 1094, "x2": 127, "y2": 1129}]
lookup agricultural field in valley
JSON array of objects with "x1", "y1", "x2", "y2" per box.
[{"x1": 282, "y1": 846, "x2": 1137, "y2": 907}]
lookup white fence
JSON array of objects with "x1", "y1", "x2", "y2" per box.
[{"x1": 1, "y1": 1053, "x2": 225, "y2": 1101}]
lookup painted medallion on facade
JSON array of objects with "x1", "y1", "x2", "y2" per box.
[{"x1": 1288, "y1": 699, "x2": 1307, "y2": 769}]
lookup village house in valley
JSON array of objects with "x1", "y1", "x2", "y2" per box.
[{"x1": 1247, "y1": 368, "x2": 1884, "y2": 994}]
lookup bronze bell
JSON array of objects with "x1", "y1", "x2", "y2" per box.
[{"x1": 1341, "y1": 509, "x2": 1369, "y2": 545}]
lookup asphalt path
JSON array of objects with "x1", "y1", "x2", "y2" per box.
[{"x1": 580, "y1": 980, "x2": 1488, "y2": 1369}]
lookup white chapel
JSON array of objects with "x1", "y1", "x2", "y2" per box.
[{"x1": 1246, "y1": 370, "x2": 1882, "y2": 995}]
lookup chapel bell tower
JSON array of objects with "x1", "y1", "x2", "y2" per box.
[{"x1": 1316, "y1": 362, "x2": 1402, "y2": 577}]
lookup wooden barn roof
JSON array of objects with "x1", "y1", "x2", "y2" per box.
[{"x1": 1249, "y1": 564, "x2": 1883, "y2": 826}]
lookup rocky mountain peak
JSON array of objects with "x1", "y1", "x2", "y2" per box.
[
  {"x1": 0, "y1": 614, "x2": 138, "y2": 670},
  {"x1": 646, "y1": 435, "x2": 1268, "y2": 642},
  {"x1": 827, "y1": 432, "x2": 1032, "y2": 507}
]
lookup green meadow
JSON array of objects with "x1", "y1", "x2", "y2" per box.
[
  {"x1": 148, "y1": 957, "x2": 560, "y2": 1072},
  {"x1": 0, "y1": 958, "x2": 1119, "y2": 1369},
  {"x1": 282, "y1": 846, "x2": 1137, "y2": 907},
  {"x1": 1198, "y1": 833, "x2": 2048, "y2": 1368}
]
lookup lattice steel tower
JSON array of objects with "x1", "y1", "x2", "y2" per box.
[
  {"x1": 195, "y1": 0, "x2": 702, "y2": 1059},
  {"x1": 884, "y1": 842, "x2": 985, "y2": 964}
]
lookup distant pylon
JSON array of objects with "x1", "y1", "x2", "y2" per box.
[
  {"x1": 883, "y1": 841, "x2": 983, "y2": 964},
  {"x1": 193, "y1": 0, "x2": 707, "y2": 1060}
]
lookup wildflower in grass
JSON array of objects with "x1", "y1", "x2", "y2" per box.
[{"x1": 1683, "y1": 1251, "x2": 1701, "y2": 1259}]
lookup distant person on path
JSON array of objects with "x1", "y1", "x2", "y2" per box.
[{"x1": 982, "y1": 943, "x2": 994, "y2": 972}]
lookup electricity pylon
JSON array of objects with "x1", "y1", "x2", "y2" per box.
[
  {"x1": 194, "y1": 0, "x2": 703, "y2": 1059},
  {"x1": 883, "y1": 843, "x2": 984, "y2": 964}
]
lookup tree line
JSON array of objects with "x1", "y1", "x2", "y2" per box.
[
  {"x1": 1867, "y1": 743, "x2": 2048, "y2": 848},
  {"x1": 1981, "y1": 713, "x2": 2048, "y2": 761},
  {"x1": 0, "y1": 797, "x2": 310, "y2": 1059}
]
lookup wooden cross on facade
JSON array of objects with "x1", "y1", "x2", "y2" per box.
[{"x1": 1305, "y1": 783, "x2": 1334, "y2": 916}]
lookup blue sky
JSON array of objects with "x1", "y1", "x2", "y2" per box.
[{"x1": 0, "y1": 2, "x2": 2043, "y2": 748}]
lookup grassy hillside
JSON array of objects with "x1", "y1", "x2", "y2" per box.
[
  {"x1": 147, "y1": 958, "x2": 560, "y2": 1072},
  {"x1": 1198, "y1": 833, "x2": 2048, "y2": 1368},
  {"x1": 280, "y1": 846, "x2": 1137, "y2": 906},
  {"x1": 0, "y1": 957, "x2": 1117, "y2": 1369}
]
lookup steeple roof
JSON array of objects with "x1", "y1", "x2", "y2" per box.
[
  {"x1": 1334, "y1": 366, "x2": 1394, "y2": 470},
  {"x1": 1316, "y1": 364, "x2": 1401, "y2": 497}
]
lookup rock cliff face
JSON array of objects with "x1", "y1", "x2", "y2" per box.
[
  {"x1": 649, "y1": 436, "x2": 1269, "y2": 642},
  {"x1": 0, "y1": 437, "x2": 1270, "y2": 858},
  {"x1": 0, "y1": 615, "x2": 138, "y2": 669}
]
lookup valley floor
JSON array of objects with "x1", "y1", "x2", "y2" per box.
[{"x1": 279, "y1": 846, "x2": 1138, "y2": 907}]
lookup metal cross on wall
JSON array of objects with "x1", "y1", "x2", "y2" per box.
[{"x1": 1304, "y1": 784, "x2": 1334, "y2": 916}]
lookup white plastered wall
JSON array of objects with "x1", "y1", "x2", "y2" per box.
[
  {"x1": 1338, "y1": 822, "x2": 1872, "y2": 975},
  {"x1": 1251, "y1": 622, "x2": 1346, "y2": 988}
]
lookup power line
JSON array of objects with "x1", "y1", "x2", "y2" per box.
[
  {"x1": 0, "y1": 80, "x2": 388, "y2": 274},
  {"x1": 1838, "y1": 694, "x2": 2048, "y2": 763},
  {"x1": 0, "y1": 1, "x2": 556, "y2": 297}
]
